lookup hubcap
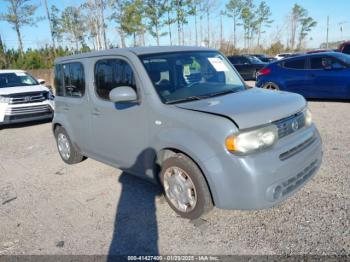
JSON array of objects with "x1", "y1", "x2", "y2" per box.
[
  {"x1": 264, "y1": 83, "x2": 278, "y2": 90},
  {"x1": 163, "y1": 167, "x2": 197, "y2": 213},
  {"x1": 57, "y1": 133, "x2": 70, "y2": 160}
]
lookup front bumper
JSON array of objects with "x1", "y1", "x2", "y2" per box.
[
  {"x1": 0, "y1": 101, "x2": 54, "y2": 125},
  {"x1": 202, "y1": 124, "x2": 323, "y2": 210}
]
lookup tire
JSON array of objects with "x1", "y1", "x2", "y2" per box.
[
  {"x1": 54, "y1": 126, "x2": 84, "y2": 164},
  {"x1": 262, "y1": 82, "x2": 280, "y2": 90},
  {"x1": 160, "y1": 153, "x2": 213, "y2": 220}
]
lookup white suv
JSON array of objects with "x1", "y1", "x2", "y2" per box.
[{"x1": 0, "y1": 70, "x2": 54, "y2": 125}]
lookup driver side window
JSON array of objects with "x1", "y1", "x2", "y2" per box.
[
  {"x1": 95, "y1": 59, "x2": 136, "y2": 100},
  {"x1": 310, "y1": 56, "x2": 344, "y2": 70}
]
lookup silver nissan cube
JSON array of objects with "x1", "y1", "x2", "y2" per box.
[{"x1": 53, "y1": 46, "x2": 323, "y2": 219}]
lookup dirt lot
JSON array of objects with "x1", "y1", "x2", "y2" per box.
[{"x1": 0, "y1": 100, "x2": 349, "y2": 256}]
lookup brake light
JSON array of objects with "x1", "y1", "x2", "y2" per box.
[{"x1": 257, "y1": 68, "x2": 271, "y2": 77}]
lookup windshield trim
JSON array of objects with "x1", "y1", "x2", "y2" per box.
[{"x1": 138, "y1": 50, "x2": 246, "y2": 105}]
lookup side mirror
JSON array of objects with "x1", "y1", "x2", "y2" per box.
[
  {"x1": 109, "y1": 86, "x2": 137, "y2": 103},
  {"x1": 37, "y1": 78, "x2": 46, "y2": 85}
]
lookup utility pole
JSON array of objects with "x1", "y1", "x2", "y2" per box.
[
  {"x1": 220, "y1": 11, "x2": 223, "y2": 49},
  {"x1": 326, "y1": 16, "x2": 329, "y2": 49}
]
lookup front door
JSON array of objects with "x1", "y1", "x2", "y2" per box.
[
  {"x1": 89, "y1": 57, "x2": 150, "y2": 174},
  {"x1": 308, "y1": 55, "x2": 350, "y2": 99}
]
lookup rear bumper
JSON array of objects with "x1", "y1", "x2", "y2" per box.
[
  {"x1": 0, "y1": 101, "x2": 54, "y2": 125},
  {"x1": 202, "y1": 125, "x2": 323, "y2": 210}
]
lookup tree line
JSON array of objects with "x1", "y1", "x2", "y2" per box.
[{"x1": 0, "y1": 0, "x2": 317, "y2": 69}]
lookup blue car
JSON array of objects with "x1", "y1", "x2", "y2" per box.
[{"x1": 256, "y1": 52, "x2": 350, "y2": 99}]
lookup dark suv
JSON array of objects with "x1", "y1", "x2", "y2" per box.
[{"x1": 227, "y1": 55, "x2": 266, "y2": 80}]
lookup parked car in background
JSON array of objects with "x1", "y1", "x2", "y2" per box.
[
  {"x1": 227, "y1": 55, "x2": 266, "y2": 80},
  {"x1": 256, "y1": 52, "x2": 350, "y2": 100},
  {"x1": 275, "y1": 53, "x2": 293, "y2": 60},
  {"x1": 250, "y1": 54, "x2": 276, "y2": 63},
  {"x1": 53, "y1": 46, "x2": 322, "y2": 219},
  {"x1": 338, "y1": 41, "x2": 350, "y2": 55},
  {"x1": 0, "y1": 70, "x2": 54, "y2": 125}
]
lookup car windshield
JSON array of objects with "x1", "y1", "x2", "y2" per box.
[
  {"x1": 139, "y1": 51, "x2": 246, "y2": 104},
  {"x1": 0, "y1": 72, "x2": 38, "y2": 88},
  {"x1": 247, "y1": 56, "x2": 264, "y2": 64}
]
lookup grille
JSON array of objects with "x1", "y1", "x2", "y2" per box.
[
  {"x1": 6, "y1": 112, "x2": 52, "y2": 121},
  {"x1": 280, "y1": 159, "x2": 318, "y2": 197},
  {"x1": 279, "y1": 134, "x2": 317, "y2": 161},
  {"x1": 6, "y1": 92, "x2": 48, "y2": 105},
  {"x1": 275, "y1": 111, "x2": 306, "y2": 139},
  {"x1": 5, "y1": 105, "x2": 52, "y2": 116}
]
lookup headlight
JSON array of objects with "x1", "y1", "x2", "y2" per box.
[
  {"x1": 226, "y1": 125, "x2": 278, "y2": 154},
  {"x1": 0, "y1": 96, "x2": 11, "y2": 103},
  {"x1": 48, "y1": 91, "x2": 55, "y2": 100},
  {"x1": 305, "y1": 109, "x2": 312, "y2": 126}
]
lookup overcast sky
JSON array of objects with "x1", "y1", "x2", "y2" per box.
[{"x1": 0, "y1": 0, "x2": 349, "y2": 50}]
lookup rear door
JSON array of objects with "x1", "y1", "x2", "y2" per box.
[
  {"x1": 308, "y1": 55, "x2": 350, "y2": 99},
  {"x1": 280, "y1": 57, "x2": 309, "y2": 96},
  {"x1": 54, "y1": 62, "x2": 91, "y2": 152}
]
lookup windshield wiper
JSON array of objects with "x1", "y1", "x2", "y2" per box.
[
  {"x1": 202, "y1": 89, "x2": 236, "y2": 98},
  {"x1": 165, "y1": 96, "x2": 203, "y2": 104},
  {"x1": 165, "y1": 89, "x2": 239, "y2": 104}
]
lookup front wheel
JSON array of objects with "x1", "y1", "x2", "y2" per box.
[{"x1": 160, "y1": 153, "x2": 213, "y2": 220}]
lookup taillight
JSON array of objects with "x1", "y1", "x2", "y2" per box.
[{"x1": 257, "y1": 68, "x2": 271, "y2": 77}]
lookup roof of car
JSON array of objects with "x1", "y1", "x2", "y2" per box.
[
  {"x1": 55, "y1": 46, "x2": 214, "y2": 63},
  {"x1": 0, "y1": 69, "x2": 26, "y2": 74},
  {"x1": 286, "y1": 52, "x2": 340, "y2": 59}
]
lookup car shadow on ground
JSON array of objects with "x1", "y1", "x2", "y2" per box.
[
  {"x1": 0, "y1": 119, "x2": 52, "y2": 130},
  {"x1": 307, "y1": 98, "x2": 349, "y2": 103},
  {"x1": 108, "y1": 149, "x2": 163, "y2": 258}
]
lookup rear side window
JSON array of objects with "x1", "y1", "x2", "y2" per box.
[
  {"x1": 62, "y1": 62, "x2": 85, "y2": 97},
  {"x1": 94, "y1": 59, "x2": 136, "y2": 100},
  {"x1": 310, "y1": 57, "x2": 324, "y2": 69},
  {"x1": 228, "y1": 57, "x2": 239, "y2": 64},
  {"x1": 54, "y1": 64, "x2": 64, "y2": 96},
  {"x1": 283, "y1": 58, "x2": 306, "y2": 69}
]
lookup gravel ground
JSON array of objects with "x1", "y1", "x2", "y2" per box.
[{"x1": 0, "y1": 100, "x2": 349, "y2": 256}]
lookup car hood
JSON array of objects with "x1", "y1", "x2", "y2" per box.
[
  {"x1": 0, "y1": 85, "x2": 49, "y2": 96},
  {"x1": 176, "y1": 88, "x2": 306, "y2": 129}
]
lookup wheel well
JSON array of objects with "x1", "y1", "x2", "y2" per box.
[
  {"x1": 156, "y1": 148, "x2": 215, "y2": 205},
  {"x1": 53, "y1": 123, "x2": 62, "y2": 133}
]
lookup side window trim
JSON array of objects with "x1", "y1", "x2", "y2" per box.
[
  {"x1": 54, "y1": 64, "x2": 65, "y2": 96},
  {"x1": 62, "y1": 62, "x2": 86, "y2": 98},
  {"x1": 93, "y1": 57, "x2": 140, "y2": 103}
]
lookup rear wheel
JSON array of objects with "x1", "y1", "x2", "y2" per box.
[
  {"x1": 54, "y1": 126, "x2": 84, "y2": 164},
  {"x1": 160, "y1": 153, "x2": 213, "y2": 220},
  {"x1": 263, "y1": 82, "x2": 279, "y2": 90}
]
